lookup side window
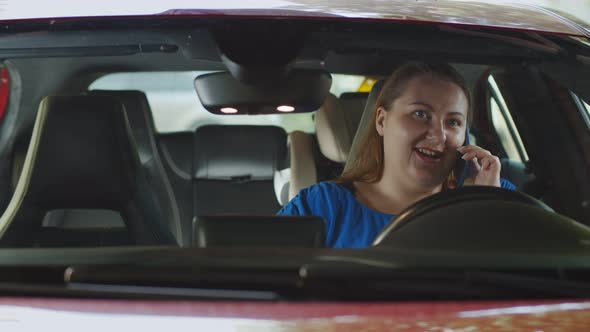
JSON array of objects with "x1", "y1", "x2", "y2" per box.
[
  {"x1": 571, "y1": 92, "x2": 590, "y2": 130},
  {"x1": 487, "y1": 75, "x2": 529, "y2": 163},
  {"x1": 583, "y1": 101, "x2": 590, "y2": 124}
]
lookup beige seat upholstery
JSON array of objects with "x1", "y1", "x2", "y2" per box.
[
  {"x1": 285, "y1": 131, "x2": 317, "y2": 201},
  {"x1": 281, "y1": 92, "x2": 369, "y2": 203},
  {"x1": 316, "y1": 92, "x2": 369, "y2": 163},
  {"x1": 315, "y1": 93, "x2": 351, "y2": 163}
]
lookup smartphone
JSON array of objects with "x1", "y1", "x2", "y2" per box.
[{"x1": 454, "y1": 127, "x2": 472, "y2": 188}]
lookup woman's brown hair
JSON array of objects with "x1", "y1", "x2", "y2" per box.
[{"x1": 338, "y1": 63, "x2": 472, "y2": 186}]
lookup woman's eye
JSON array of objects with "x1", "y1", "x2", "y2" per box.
[
  {"x1": 413, "y1": 110, "x2": 428, "y2": 120},
  {"x1": 448, "y1": 119, "x2": 462, "y2": 127}
]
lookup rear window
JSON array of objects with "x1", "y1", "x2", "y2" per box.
[{"x1": 89, "y1": 72, "x2": 366, "y2": 134}]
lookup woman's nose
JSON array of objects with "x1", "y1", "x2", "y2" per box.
[{"x1": 426, "y1": 121, "x2": 446, "y2": 143}]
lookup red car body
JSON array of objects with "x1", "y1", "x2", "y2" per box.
[{"x1": 1, "y1": 298, "x2": 589, "y2": 330}]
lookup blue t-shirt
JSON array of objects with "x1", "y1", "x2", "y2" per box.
[{"x1": 277, "y1": 180, "x2": 516, "y2": 248}]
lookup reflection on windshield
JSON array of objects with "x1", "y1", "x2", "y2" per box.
[
  {"x1": 2, "y1": 301, "x2": 590, "y2": 330},
  {"x1": 459, "y1": 302, "x2": 590, "y2": 317},
  {"x1": 0, "y1": 305, "x2": 280, "y2": 331}
]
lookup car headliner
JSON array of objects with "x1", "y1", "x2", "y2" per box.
[{"x1": 1, "y1": 0, "x2": 587, "y2": 37}]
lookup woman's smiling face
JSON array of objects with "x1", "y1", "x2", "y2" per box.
[{"x1": 376, "y1": 74, "x2": 469, "y2": 190}]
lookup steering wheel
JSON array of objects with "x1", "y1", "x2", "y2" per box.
[{"x1": 371, "y1": 186, "x2": 589, "y2": 253}]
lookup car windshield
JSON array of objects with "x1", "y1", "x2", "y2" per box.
[{"x1": 0, "y1": 0, "x2": 589, "y2": 309}]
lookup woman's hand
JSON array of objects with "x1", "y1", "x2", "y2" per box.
[{"x1": 457, "y1": 145, "x2": 501, "y2": 187}]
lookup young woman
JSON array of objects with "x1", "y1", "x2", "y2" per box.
[{"x1": 278, "y1": 63, "x2": 515, "y2": 248}]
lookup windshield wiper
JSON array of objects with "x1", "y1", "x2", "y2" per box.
[
  {"x1": 63, "y1": 264, "x2": 295, "y2": 300},
  {"x1": 298, "y1": 260, "x2": 590, "y2": 300},
  {"x1": 60, "y1": 260, "x2": 590, "y2": 301},
  {"x1": 65, "y1": 282, "x2": 279, "y2": 300}
]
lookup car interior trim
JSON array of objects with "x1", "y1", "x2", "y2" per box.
[{"x1": 159, "y1": 142, "x2": 192, "y2": 181}]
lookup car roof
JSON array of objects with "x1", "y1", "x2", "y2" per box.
[{"x1": 2, "y1": 0, "x2": 587, "y2": 37}]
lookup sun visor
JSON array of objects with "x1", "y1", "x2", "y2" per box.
[{"x1": 194, "y1": 69, "x2": 332, "y2": 115}]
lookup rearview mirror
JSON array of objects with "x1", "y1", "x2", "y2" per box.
[{"x1": 194, "y1": 69, "x2": 332, "y2": 115}]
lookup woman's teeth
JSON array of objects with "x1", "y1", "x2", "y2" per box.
[{"x1": 416, "y1": 148, "x2": 441, "y2": 158}]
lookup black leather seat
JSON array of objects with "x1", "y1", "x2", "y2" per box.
[
  {"x1": 193, "y1": 125, "x2": 287, "y2": 216},
  {"x1": 91, "y1": 90, "x2": 186, "y2": 245},
  {"x1": 157, "y1": 131, "x2": 194, "y2": 246},
  {"x1": 0, "y1": 95, "x2": 177, "y2": 247}
]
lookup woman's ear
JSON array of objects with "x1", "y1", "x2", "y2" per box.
[{"x1": 375, "y1": 106, "x2": 386, "y2": 136}]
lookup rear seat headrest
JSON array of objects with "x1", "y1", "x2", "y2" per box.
[
  {"x1": 344, "y1": 80, "x2": 386, "y2": 173},
  {"x1": 27, "y1": 95, "x2": 139, "y2": 208},
  {"x1": 194, "y1": 125, "x2": 287, "y2": 181}
]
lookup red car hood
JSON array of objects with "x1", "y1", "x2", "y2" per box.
[
  {"x1": 0, "y1": 298, "x2": 589, "y2": 330},
  {"x1": 2, "y1": 0, "x2": 587, "y2": 37}
]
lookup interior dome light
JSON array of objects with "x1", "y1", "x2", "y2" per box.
[
  {"x1": 277, "y1": 105, "x2": 295, "y2": 113},
  {"x1": 220, "y1": 107, "x2": 239, "y2": 114}
]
